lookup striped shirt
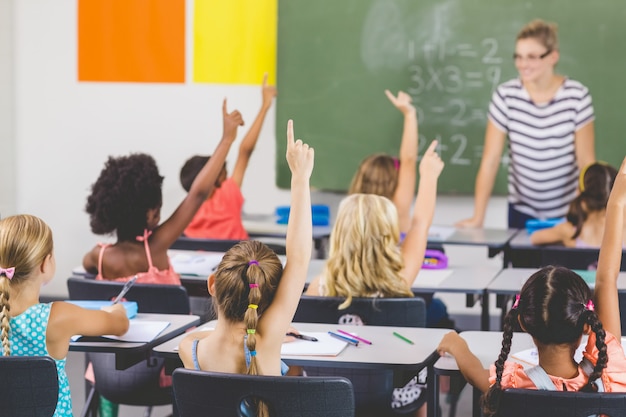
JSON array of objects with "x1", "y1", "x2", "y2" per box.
[{"x1": 488, "y1": 78, "x2": 594, "y2": 219}]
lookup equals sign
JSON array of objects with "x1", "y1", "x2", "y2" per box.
[
  {"x1": 465, "y1": 72, "x2": 483, "y2": 88},
  {"x1": 457, "y1": 44, "x2": 477, "y2": 58}
]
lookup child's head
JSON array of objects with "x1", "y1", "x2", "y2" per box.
[
  {"x1": 567, "y1": 162, "x2": 617, "y2": 238},
  {"x1": 516, "y1": 19, "x2": 559, "y2": 52},
  {"x1": 86, "y1": 153, "x2": 164, "y2": 241},
  {"x1": 325, "y1": 194, "x2": 412, "y2": 309},
  {"x1": 348, "y1": 154, "x2": 399, "y2": 200},
  {"x1": 484, "y1": 266, "x2": 607, "y2": 415},
  {"x1": 179, "y1": 155, "x2": 227, "y2": 193},
  {"x1": 0, "y1": 214, "x2": 54, "y2": 355},
  {"x1": 211, "y1": 240, "x2": 283, "y2": 374}
]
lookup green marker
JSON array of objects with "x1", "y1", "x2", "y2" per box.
[{"x1": 393, "y1": 331, "x2": 414, "y2": 345}]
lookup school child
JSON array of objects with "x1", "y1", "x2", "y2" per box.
[
  {"x1": 0, "y1": 214, "x2": 129, "y2": 417},
  {"x1": 178, "y1": 120, "x2": 314, "y2": 417},
  {"x1": 531, "y1": 161, "x2": 619, "y2": 247},
  {"x1": 437, "y1": 156, "x2": 626, "y2": 416},
  {"x1": 349, "y1": 89, "x2": 418, "y2": 234},
  {"x1": 180, "y1": 73, "x2": 277, "y2": 240},
  {"x1": 83, "y1": 99, "x2": 244, "y2": 282}
]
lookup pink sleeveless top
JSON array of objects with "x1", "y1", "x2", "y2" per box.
[{"x1": 95, "y1": 230, "x2": 181, "y2": 285}]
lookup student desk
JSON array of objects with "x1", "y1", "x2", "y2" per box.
[
  {"x1": 428, "y1": 225, "x2": 520, "y2": 259},
  {"x1": 503, "y1": 231, "x2": 626, "y2": 270},
  {"x1": 153, "y1": 321, "x2": 450, "y2": 417},
  {"x1": 69, "y1": 313, "x2": 200, "y2": 370}
]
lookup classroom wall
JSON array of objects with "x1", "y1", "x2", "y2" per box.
[{"x1": 7, "y1": 0, "x2": 504, "y2": 297}]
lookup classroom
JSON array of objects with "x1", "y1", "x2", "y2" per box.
[{"x1": 1, "y1": 0, "x2": 626, "y2": 416}]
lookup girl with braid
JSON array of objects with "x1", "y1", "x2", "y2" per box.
[
  {"x1": 0, "y1": 214, "x2": 129, "y2": 417},
  {"x1": 437, "y1": 155, "x2": 626, "y2": 416},
  {"x1": 178, "y1": 120, "x2": 314, "y2": 415}
]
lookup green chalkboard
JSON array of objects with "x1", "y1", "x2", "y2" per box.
[{"x1": 275, "y1": 0, "x2": 626, "y2": 193}]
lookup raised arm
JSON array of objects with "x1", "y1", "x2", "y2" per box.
[
  {"x1": 456, "y1": 120, "x2": 506, "y2": 228},
  {"x1": 385, "y1": 89, "x2": 418, "y2": 233},
  {"x1": 259, "y1": 120, "x2": 314, "y2": 338},
  {"x1": 231, "y1": 73, "x2": 277, "y2": 187},
  {"x1": 152, "y1": 99, "x2": 244, "y2": 249},
  {"x1": 595, "y1": 155, "x2": 626, "y2": 338},
  {"x1": 400, "y1": 140, "x2": 444, "y2": 288}
]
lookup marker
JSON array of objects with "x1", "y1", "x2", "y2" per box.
[
  {"x1": 337, "y1": 329, "x2": 372, "y2": 345},
  {"x1": 111, "y1": 275, "x2": 138, "y2": 305},
  {"x1": 393, "y1": 331, "x2": 414, "y2": 345},
  {"x1": 328, "y1": 331, "x2": 359, "y2": 346},
  {"x1": 286, "y1": 332, "x2": 318, "y2": 342}
]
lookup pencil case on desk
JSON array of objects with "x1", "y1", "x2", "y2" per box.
[
  {"x1": 65, "y1": 300, "x2": 138, "y2": 319},
  {"x1": 525, "y1": 218, "x2": 565, "y2": 234},
  {"x1": 275, "y1": 205, "x2": 330, "y2": 226},
  {"x1": 422, "y1": 249, "x2": 448, "y2": 269}
]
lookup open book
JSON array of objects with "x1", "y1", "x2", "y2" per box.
[
  {"x1": 281, "y1": 332, "x2": 348, "y2": 356},
  {"x1": 73, "y1": 320, "x2": 170, "y2": 343}
]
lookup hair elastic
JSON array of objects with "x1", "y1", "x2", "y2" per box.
[
  {"x1": 585, "y1": 300, "x2": 595, "y2": 311},
  {"x1": 512, "y1": 294, "x2": 520, "y2": 309},
  {"x1": 248, "y1": 260, "x2": 259, "y2": 266},
  {"x1": 0, "y1": 267, "x2": 15, "y2": 280},
  {"x1": 250, "y1": 350, "x2": 257, "y2": 356},
  {"x1": 392, "y1": 157, "x2": 400, "y2": 171},
  {"x1": 248, "y1": 304, "x2": 258, "y2": 309},
  {"x1": 247, "y1": 329, "x2": 256, "y2": 334},
  {"x1": 249, "y1": 283, "x2": 259, "y2": 289}
]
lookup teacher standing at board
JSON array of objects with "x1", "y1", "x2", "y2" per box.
[{"x1": 457, "y1": 19, "x2": 595, "y2": 229}]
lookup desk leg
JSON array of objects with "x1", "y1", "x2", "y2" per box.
[
  {"x1": 472, "y1": 387, "x2": 481, "y2": 417},
  {"x1": 480, "y1": 290, "x2": 490, "y2": 331}
]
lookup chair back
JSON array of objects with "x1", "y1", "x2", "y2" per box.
[
  {"x1": 293, "y1": 295, "x2": 427, "y2": 327},
  {"x1": 0, "y1": 356, "x2": 58, "y2": 417},
  {"x1": 66, "y1": 276, "x2": 190, "y2": 314},
  {"x1": 171, "y1": 236, "x2": 287, "y2": 255},
  {"x1": 172, "y1": 369, "x2": 355, "y2": 417},
  {"x1": 496, "y1": 388, "x2": 626, "y2": 417}
]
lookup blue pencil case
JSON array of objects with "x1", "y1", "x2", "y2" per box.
[
  {"x1": 66, "y1": 300, "x2": 138, "y2": 319},
  {"x1": 275, "y1": 205, "x2": 330, "y2": 226},
  {"x1": 525, "y1": 218, "x2": 565, "y2": 234},
  {"x1": 423, "y1": 249, "x2": 448, "y2": 269}
]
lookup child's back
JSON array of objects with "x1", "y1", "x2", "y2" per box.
[
  {"x1": 83, "y1": 100, "x2": 244, "y2": 282},
  {"x1": 531, "y1": 162, "x2": 619, "y2": 247}
]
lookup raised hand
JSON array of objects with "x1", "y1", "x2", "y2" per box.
[
  {"x1": 385, "y1": 89, "x2": 416, "y2": 116},
  {"x1": 608, "y1": 156, "x2": 626, "y2": 207},
  {"x1": 419, "y1": 140, "x2": 444, "y2": 179},
  {"x1": 261, "y1": 73, "x2": 277, "y2": 110},
  {"x1": 222, "y1": 98, "x2": 245, "y2": 141},
  {"x1": 286, "y1": 120, "x2": 314, "y2": 180}
]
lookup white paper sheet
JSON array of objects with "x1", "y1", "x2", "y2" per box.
[{"x1": 281, "y1": 332, "x2": 349, "y2": 356}]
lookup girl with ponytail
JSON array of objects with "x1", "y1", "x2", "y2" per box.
[
  {"x1": 437, "y1": 155, "x2": 626, "y2": 416},
  {"x1": 178, "y1": 120, "x2": 314, "y2": 415}
]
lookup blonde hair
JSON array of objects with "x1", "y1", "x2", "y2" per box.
[
  {"x1": 0, "y1": 215, "x2": 54, "y2": 356},
  {"x1": 324, "y1": 194, "x2": 413, "y2": 309},
  {"x1": 348, "y1": 154, "x2": 398, "y2": 199},
  {"x1": 517, "y1": 19, "x2": 559, "y2": 51}
]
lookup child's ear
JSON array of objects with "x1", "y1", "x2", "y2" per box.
[
  {"x1": 517, "y1": 314, "x2": 528, "y2": 332},
  {"x1": 207, "y1": 274, "x2": 217, "y2": 296}
]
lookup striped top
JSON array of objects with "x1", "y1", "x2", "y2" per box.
[{"x1": 488, "y1": 78, "x2": 594, "y2": 220}]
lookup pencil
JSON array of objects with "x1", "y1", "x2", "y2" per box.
[{"x1": 393, "y1": 331, "x2": 414, "y2": 345}]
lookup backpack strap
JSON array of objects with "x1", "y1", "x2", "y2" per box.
[{"x1": 525, "y1": 365, "x2": 557, "y2": 390}]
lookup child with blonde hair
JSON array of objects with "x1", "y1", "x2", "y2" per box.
[
  {"x1": 438, "y1": 156, "x2": 626, "y2": 417},
  {"x1": 178, "y1": 120, "x2": 314, "y2": 417},
  {"x1": 0, "y1": 214, "x2": 129, "y2": 417},
  {"x1": 349, "y1": 89, "x2": 418, "y2": 233}
]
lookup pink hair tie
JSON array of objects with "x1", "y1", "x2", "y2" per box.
[
  {"x1": 248, "y1": 260, "x2": 259, "y2": 266},
  {"x1": 249, "y1": 283, "x2": 259, "y2": 289},
  {"x1": 585, "y1": 300, "x2": 595, "y2": 311},
  {"x1": 392, "y1": 157, "x2": 400, "y2": 171},
  {"x1": 512, "y1": 294, "x2": 520, "y2": 309},
  {"x1": 0, "y1": 267, "x2": 15, "y2": 280}
]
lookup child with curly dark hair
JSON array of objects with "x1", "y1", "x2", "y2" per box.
[{"x1": 83, "y1": 99, "x2": 244, "y2": 283}]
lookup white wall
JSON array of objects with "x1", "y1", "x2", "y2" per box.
[
  {"x1": 10, "y1": 0, "x2": 506, "y2": 297},
  {"x1": 0, "y1": 0, "x2": 15, "y2": 216}
]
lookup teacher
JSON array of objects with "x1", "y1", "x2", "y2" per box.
[{"x1": 457, "y1": 19, "x2": 595, "y2": 229}]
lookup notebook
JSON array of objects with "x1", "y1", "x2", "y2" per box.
[
  {"x1": 72, "y1": 320, "x2": 170, "y2": 343},
  {"x1": 280, "y1": 332, "x2": 349, "y2": 356},
  {"x1": 169, "y1": 252, "x2": 223, "y2": 276}
]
